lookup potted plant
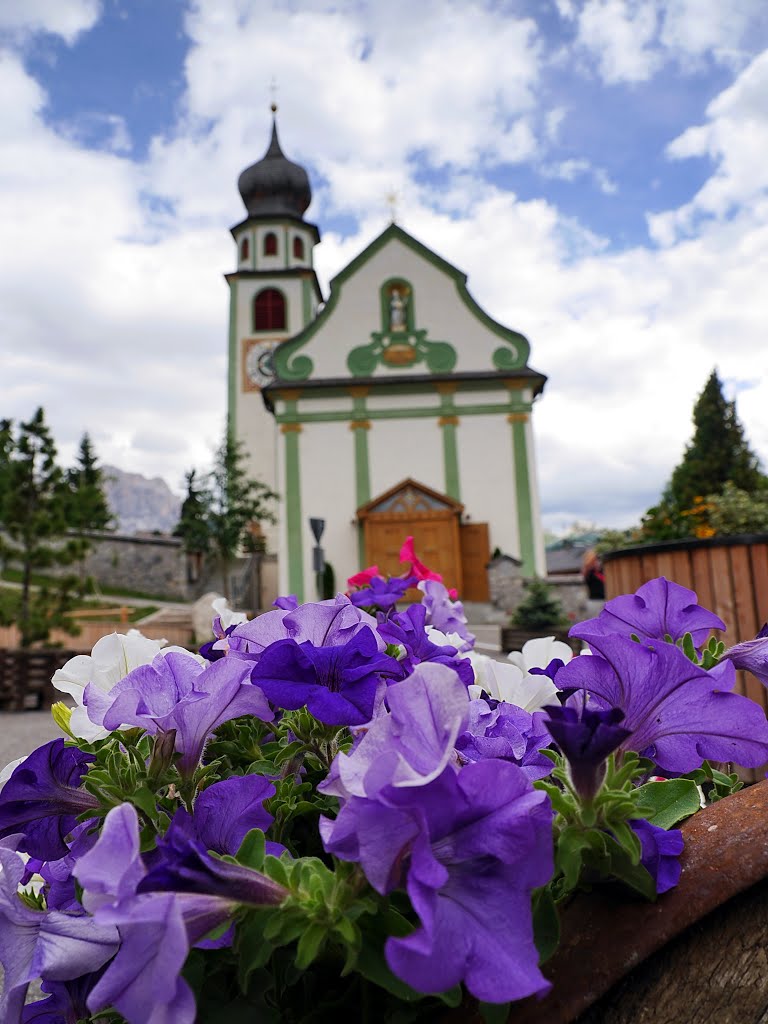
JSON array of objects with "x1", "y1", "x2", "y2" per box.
[{"x1": 1, "y1": 549, "x2": 768, "y2": 1023}]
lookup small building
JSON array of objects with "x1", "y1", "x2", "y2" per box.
[{"x1": 227, "y1": 111, "x2": 548, "y2": 603}]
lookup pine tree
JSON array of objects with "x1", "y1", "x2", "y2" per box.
[
  {"x1": 174, "y1": 469, "x2": 211, "y2": 554},
  {"x1": 174, "y1": 432, "x2": 278, "y2": 600},
  {"x1": 0, "y1": 409, "x2": 85, "y2": 646},
  {"x1": 511, "y1": 578, "x2": 565, "y2": 629},
  {"x1": 67, "y1": 433, "x2": 113, "y2": 532},
  {"x1": 664, "y1": 370, "x2": 764, "y2": 513}
]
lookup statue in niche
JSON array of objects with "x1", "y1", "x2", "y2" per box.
[{"x1": 388, "y1": 286, "x2": 409, "y2": 332}]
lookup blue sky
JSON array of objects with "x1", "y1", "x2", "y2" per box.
[{"x1": 2, "y1": 0, "x2": 768, "y2": 534}]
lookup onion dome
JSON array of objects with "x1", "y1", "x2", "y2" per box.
[{"x1": 237, "y1": 106, "x2": 312, "y2": 219}]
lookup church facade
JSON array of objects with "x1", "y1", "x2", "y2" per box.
[{"x1": 227, "y1": 113, "x2": 547, "y2": 603}]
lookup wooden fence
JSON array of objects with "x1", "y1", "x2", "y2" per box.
[
  {"x1": 603, "y1": 533, "x2": 768, "y2": 716},
  {"x1": 0, "y1": 620, "x2": 194, "y2": 652},
  {"x1": 0, "y1": 649, "x2": 81, "y2": 711}
]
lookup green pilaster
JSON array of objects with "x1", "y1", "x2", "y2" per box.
[
  {"x1": 511, "y1": 415, "x2": 535, "y2": 576},
  {"x1": 437, "y1": 386, "x2": 461, "y2": 502},
  {"x1": 440, "y1": 420, "x2": 461, "y2": 501},
  {"x1": 282, "y1": 404, "x2": 304, "y2": 601},
  {"x1": 227, "y1": 279, "x2": 238, "y2": 431},
  {"x1": 350, "y1": 390, "x2": 371, "y2": 568},
  {"x1": 302, "y1": 277, "x2": 312, "y2": 327}
]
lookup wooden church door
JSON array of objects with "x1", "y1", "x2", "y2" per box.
[{"x1": 357, "y1": 479, "x2": 464, "y2": 595}]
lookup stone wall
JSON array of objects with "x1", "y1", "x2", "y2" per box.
[{"x1": 78, "y1": 532, "x2": 190, "y2": 599}]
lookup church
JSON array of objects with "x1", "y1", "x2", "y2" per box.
[{"x1": 226, "y1": 109, "x2": 548, "y2": 604}]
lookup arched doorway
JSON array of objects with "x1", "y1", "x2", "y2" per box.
[{"x1": 357, "y1": 479, "x2": 465, "y2": 593}]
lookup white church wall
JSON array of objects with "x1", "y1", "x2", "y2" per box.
[
  {"x1": 367, "y1": 417, "x2": 445, "y2": 499},
  {"x1": 298, "y1": 421, "x2": 359, "y2": 597},
  {"x1": 365, "y1": 392, "x2": 440, "y2": 412},
  {"x1": 456, "y1": 415, "x2": 519, "y2": 559}
]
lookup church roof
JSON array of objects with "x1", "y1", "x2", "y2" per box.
[{"x1": 237, "y1": 111, "x2": 312, "y2": 220}]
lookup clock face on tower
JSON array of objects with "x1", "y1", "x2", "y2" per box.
[{"x1": 243, "y1": 339, "x2": 277, "y2": 391}]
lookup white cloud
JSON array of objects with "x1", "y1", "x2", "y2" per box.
[
  {"x1": 0, "y1": 0, "x2": 100, "y2": 43},
  {"x1": 1, "y1": 0, "x2": 768, "y2": 535},
  {"x1": 649, "y1": 49, "x2": 768, "y2": 243},
  {"x1": 574, "y1": 0, "x2": 661, "y2": 83},
  {"x1": 565, "y1": 0, "x2": 767, "y2": 85},
  {"x1": 540, "y1": 157, "x2": 618, "y2": 194}
]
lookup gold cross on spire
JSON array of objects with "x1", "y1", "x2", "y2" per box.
[{"x1": 385, "y1": 188, "x2": 400, "y2": 223}]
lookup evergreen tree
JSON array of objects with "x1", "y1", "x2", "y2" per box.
[
  {"x1": 511, "y1": 578, "x2": 565, "y2": 629},
  {"x1": 0, "y1": 409, "x2": 85, "y2": 646},
  {"x1": 174, "y1": 431, "x2": 278, "y2": 600},
  {"x1": 174, "y1": 469, "x2": 211, "y2": 554},
  {"x1": 67, "y1": 433, "x2": 114, "y2": 532},
  {"x1": 664, "y1": 370, "x2": 764, "y2": 512}
]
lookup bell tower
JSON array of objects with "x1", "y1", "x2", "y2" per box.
[{"x1": 226, "y1": 106, "x2": 322, "y2": 551}]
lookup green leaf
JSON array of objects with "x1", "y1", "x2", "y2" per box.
[
  {"x1": 555, "y1": 826, "x2": 592, "y2": 889},
  {"x1": 236, "y1": 829, "x2": 266, "y2": 869},
  {"x1": 129, "y1": 786, "x2": 159, "y2": 821},
  {"x1": 633, "y1": 779, "x2": 701, "y2": 830},
  {"x1": 479, "y1": 1002, "x2": 513, "y2": 1024},
  {"x1": 295, "y1": 921, "x2": 327, "y2": 969},
  {"x1": 681, "y1": 631, "x2": 697, "y2": 664},
  {"x1": 532, "y1": 886, "x2": 560, "y2": 965}
]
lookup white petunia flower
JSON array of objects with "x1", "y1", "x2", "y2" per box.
[
  {"x1": 0, "y1": 756, "x2": 26, "y2": 792},
  {"x1": 52, "y1": 630, "x2": 204, "y2": 741},
  {"x1": 466, "y1": 652, "x2": 558, "y2": 713},
  {"x1": 507, "y1": 636, "x2": 574, "y2": 675},
  {"x1": 212, "y1": 597, "x2": 248, "y2": 632}
]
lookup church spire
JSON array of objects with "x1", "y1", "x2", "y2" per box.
[{"x1": 237, "y1": 105, "x2": 312, "y2": 220}]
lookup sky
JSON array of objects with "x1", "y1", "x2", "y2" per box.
[{"x1": 2, "y1": 0, "x2": 768, "y2": 535}]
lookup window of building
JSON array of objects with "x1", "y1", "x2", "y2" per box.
[
  {"x1": 293, "y1": 236, "x2": 305, "y2": 260},
  {"x1": 253, "y1": 288, "x2": 286, "y2": 331},
  {"x1": 264, "y1": 232, "x2": 278, "y2": 256},
  {"x1": 240, "y1": 237, "x2": 249, "y2": 261}
]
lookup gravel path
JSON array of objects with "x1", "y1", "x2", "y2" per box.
[{"x1": 0, "y1": 710, "x2": 64, "y2": 768}]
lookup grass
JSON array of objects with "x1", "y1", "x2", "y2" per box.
[
  {"x1": 0, "y1": 586, "x2": 157, "y2": 625},
  {"x1": 0, "y1": 568, "x2": 173, "y2": 604}
]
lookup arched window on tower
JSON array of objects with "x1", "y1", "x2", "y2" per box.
[
  {"x1": 264, "y1": 232, "x2": 278, "y2": 256},
  {"x1": 240, "y1": 237, "x2": 249, "y2": 261},
  {"x1": 293, "y1": 236, "x2": 305, "y2": 260},
  {"x1": 253, "y1": 288, "x2": 286, "y2": 331}
]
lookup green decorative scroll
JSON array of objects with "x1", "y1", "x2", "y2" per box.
[
  {"x1": 347, "y1": 328, "x2": 457, "y2": 377},
  {"x1": 273, "y1": 350, "x2": 314, "y2": 381},
  {"x1": 492, "y1": 343, "x2": 523, "y2": 371}
]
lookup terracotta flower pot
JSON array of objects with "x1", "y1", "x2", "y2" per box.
[{"x1": 510, "y1": 779, "x2": 768, "y2": 1024}]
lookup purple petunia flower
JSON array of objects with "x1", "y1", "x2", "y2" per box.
[
  {"x1": 349, "y1": 575, "x2": 417, "y2": 613},
  {"x1": 418, "y1": 580, "x2": 475, "y2": 646},
  {"x1": 318, "y1": 663, "x2": 470, "y2": 801},
  {"x1": 721, "y1": 623, "x2": 768, "y2": 686},
  {"x1": 456, "y1": 700, "x2": 554, "y2": 781},
  {"x1": 251, "y1": 626, "x2": 400, "y2": 726},
  {"x1": 377, "y1": 603, "x2": 474, "y2": 686},
  {"x1": 555, "y1": 633, "x2": 768, "y2": 773},
  {"x1": 273, "y1": 594, "x2": 299, "y2": 610},
  {"x1": 0, "y1": 740, "x2": 99, "y2": 860},
  {"x1": 0, "y1": 844, "x2": 118, "y2": 1024},
  {"x1": 542, "y1": 704, "x2": 631, "y2": 801},
  {"x1": 192, "y1": 774, "x2": 276, "y2": 856},
  {"x1": 321, "y1": 760, "x2": 553, "y2": 1004},
  {"x1": 228, "y1": 594, "x2": 380, "y2": 660},
  {"x1": 74, "y1": 803, "x2": 288, "y2": 1024},
  {"x1": 21, "y1": 972, "x2": 106, "y2": 1024},
  {"x1": 571, "y1": 577, "x2": 725, "y2": 649},
  {"x1": 85, "y1": 653, "x2": 273, "y2": 777},
  {"x1": 629, "y1": 818, "x2": 684, "y2": 894}
]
